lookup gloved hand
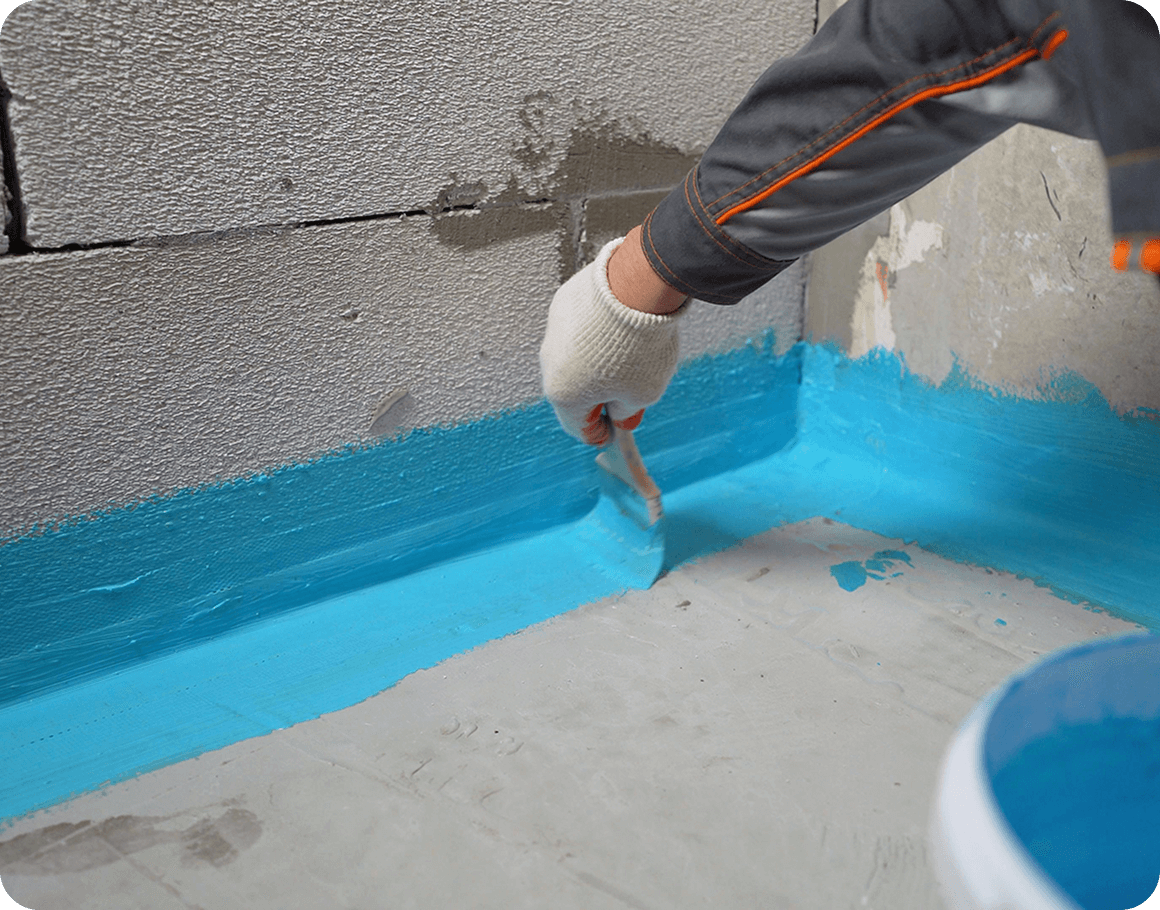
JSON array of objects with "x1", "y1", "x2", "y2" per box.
[{"x1": 540, "y1": 237, "x2": 685, "y2": 446}]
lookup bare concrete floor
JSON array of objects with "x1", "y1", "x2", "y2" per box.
[{"x1": 0, "y1": 518, "x2": 1140, "y2": 910}]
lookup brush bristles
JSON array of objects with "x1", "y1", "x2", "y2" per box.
[{"x1": 646, "y1": 496, "x2": 663, "y2": 526}]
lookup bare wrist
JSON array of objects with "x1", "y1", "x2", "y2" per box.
[{"x1": 606, "y1": 226, "x2": 688, "y2": 315}]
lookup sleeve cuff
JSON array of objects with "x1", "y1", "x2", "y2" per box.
[{"x1": 640, "y1": 167, "x2": 799, "y2": 305}]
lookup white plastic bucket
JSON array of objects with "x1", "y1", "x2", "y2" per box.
[{"x1": 930, "y1": 633, "x2": 1160, "y2": 910}]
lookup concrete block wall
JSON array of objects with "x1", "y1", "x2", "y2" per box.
[
  {"x1": 7, "y1": 0, "x2": 1153, "y2": 539},
  {"x1": 0, "y1": 0, "x2": 814, "y2": 536},
  {"x1": 0, "y1": 138, "x2": 8, "y2": 254},
  {"x1": 5, "y1": 0, "x2": 1160, "y2": 830},
  {"x1": 807, "y1": 0, "x2": 1160, "y2": 411}
]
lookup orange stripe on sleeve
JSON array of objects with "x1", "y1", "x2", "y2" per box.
[
  {"x1": 1111, "y1": 239, "x2": 1160, "y2": 274},
  {"x1": 714, "y1": 32, "x2": 1068, "y2": 227},
  {"x1": 1112, "y1": 239, "x2": 1133, "y2": 271},
  {"x1": 1141, "y1": 240, "x2": 1160, "y2": 275},
  {"x1": 1041, "y1": 28, "x2": 1068, "y2": 60}
]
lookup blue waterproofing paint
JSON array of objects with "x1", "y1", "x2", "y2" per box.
[
  {"x1": 864, "y1": 550, "x2": 911, "y2": 576},
  {"x1": 829, "y1": 549, "x2": 912, "y2": 590},
  {"x1": 4, "y1": 339, "x2": 1160, "y2": 824},
  {"x1": 829, "y1": 561, "x2": 869, "y2": 591},
  {"x1": 793, "y1": 344, "x2": 1160, "y2": 628},
  {"x1": 985, "y1": 635, "x2": 1160, "y2": 910},
  {"x1": 0, "y1": 334, "x2": 800, "y2": 709}
]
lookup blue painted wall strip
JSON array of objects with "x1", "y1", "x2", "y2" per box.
[
  {"x1": 3, "y1": 338, "x2": 1160, "y2": 824},
  {"x1": 0, "y1": 334, "x2": 801, "y2": 709},
  {"x1": 794, "y1": 345, "x2": 1160, "y2": 627}
]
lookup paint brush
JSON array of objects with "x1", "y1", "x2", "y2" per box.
[{"x1": 577, "y1": 424, "x2": 665, "y2": 589}]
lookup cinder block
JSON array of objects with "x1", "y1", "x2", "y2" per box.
[
  {"x1": 0, "y1": 0, "x2": 814, "y2": 248},
  {"x1": 1, "y1": 202, "x2": 805, "y2": 534},
  {"x1": 0, "y1": 138, "x2": 8, "y2": 255},
  {"x1": 0, "y1": 209, "x2": 566, "y2": 532}
]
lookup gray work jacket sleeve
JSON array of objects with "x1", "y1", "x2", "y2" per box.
[{"x1": 642, "y1": 0, "x2": 1160, "y2": 304}]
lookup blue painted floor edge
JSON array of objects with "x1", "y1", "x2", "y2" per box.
[
  {"x1": 5, "y1": 341, "x2": 1160, "y2": 825},
  {"x1": 0, "y1": 446, "x2": 807, "y2": 825}
]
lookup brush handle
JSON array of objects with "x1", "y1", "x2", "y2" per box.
[{"x1": 614, "y1": 427, "x2": 662, "y2": 504}]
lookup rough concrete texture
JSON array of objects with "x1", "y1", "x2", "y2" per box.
[
  {"x1": 0, "y1": 518, "x2": 1140, "y2": 910},
  {"x1": 817, "y1": 0, "x2": 847, "y2": 22},
  {"x1": 680, "y1": 263, "x2": 805, "y2": 361},
  {"x1": 0, "y1": 0, "x2": 813, "y2": 249},
  {"x1": 803, "y1": 212, "x2": 887, "y2": 351},
  {"x1": 0, "y1": 138, "x2": 8, "y2": 254},
  {"x1": 807, "y1": 126, "x2": 1160, "y2": 411},
  {"x1": 0, "y1": 211, "x2": 805, "y2": 536}
]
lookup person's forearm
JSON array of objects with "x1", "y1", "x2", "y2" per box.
[{"x1": 606, "y1": 225, "x2": 688, "y2": 315}]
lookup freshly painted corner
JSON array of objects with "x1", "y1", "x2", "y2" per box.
[{"x1": 4, "y1": 337, "x2": 1160, "y2": 825}]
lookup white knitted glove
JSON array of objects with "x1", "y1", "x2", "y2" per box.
[{"x1": 540, "y1": 237, "x2": 684, "y2": 446}]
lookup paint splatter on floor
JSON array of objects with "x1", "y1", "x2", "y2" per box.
[{"x1": 829, "y1": 550, "x2": 912, "y2": 591}]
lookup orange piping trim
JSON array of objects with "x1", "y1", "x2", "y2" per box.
[
  {"x1": 1112, "y1": 240, "x2": 1132, "y2": 271},
  {"x1": 1141, "y1": 240, "x2": 1160, "y2": 275},
  {"x1": 714, "y1": 39, "x2": 1060, "y2": 227},
  {"x1": 1041, "y1": 28, "x2": 1068, "y2": 60}
]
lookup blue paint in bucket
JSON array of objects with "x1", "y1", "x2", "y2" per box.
[{"x1": 983, "y1": 635, "x2": 1160, "y2": 910}]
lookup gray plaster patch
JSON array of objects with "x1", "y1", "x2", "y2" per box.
[
  {"x1": 428, "y1": 200, "x2": 564, "y2": 253},
  {"x1": 510, "y1": 94, "x2": 700, "y2": 198},
  {"x1": 424, "y1": 100, "x2": 704, "y2": 284},
  {"x1": 0, "y1": 0, "x2": 812, "y2": 248},
  {"x1": 550, "y1": 119, "x2": 699, "y2": 200},
  {"x1": 581, "y1": 189, "x2": 670, "y2": 267}
]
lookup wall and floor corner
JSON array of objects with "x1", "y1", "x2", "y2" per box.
[
  {"x1": 1, "y1": 0, "x2": 1159, "y2": 837},
  {"x1": 0, "y1": 0, "x2": 816, "y2": 822}
]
